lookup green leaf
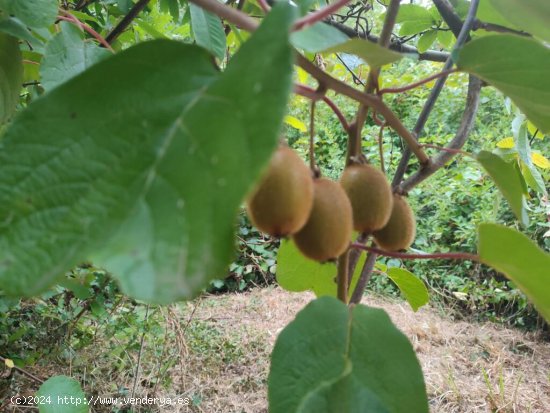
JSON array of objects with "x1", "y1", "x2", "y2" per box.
[
  {"x1": 457, "y1": 34, "x2": 550, "y2": 134},
  {"x1": 0, "y1": 33, "x2": 22, "y2": 124},
  {"x1": 478, "y1": 224, "x2": 550, "y2": 322},
  {"x1": 386, "y1": 268, "x2": 429, "y2": 312},
  {"x1": 291, "y1": 22, "x2": 349, "y2": 53},
  {"x1": 0, "y1": 17, "x2": 40, "y2": 44},
  {"x1": 476, "y1": 151, "x2": 528, "y2": 226},
  {"x1": 189, "y1": 3, "x2": 227, "y2": 60},
  {"x1": 396, "y1": 4, "x2": 434, "y2": 36},
  {"x1": 514, "y1": 124, "x2": 547, "y2": 196},
  {"x1": 322, "y1": 38, "x2": 404, "y2": 68},
  {"x1": 489, "y1": 0, "x2": 550, "y2": 43},
  {"x1": 40, "y1": 22, "x2": 111, "y2": 91},
  {"x1": 0, "y1": 0, "x2": 58, "y2": 29},
  {"x1": 417, "y1": 29, "x2": 437, "y2": 53},
  {"x1": 477, "y1": 0, "x2": 515, "y2": 28},
  {"x1": 276, "y1": 239, "x2": 365, "y2": 298},
  {"x1": 0, "y1": 3, "x2": 295, "y2": 303},
  {"x1": 437, "y1": 29, "x2": 454, "y2": 49},
  {"x1": 268, "y1": 297, "x2": 428, "y2": 413},
  {"x1": 37, "y1": 375, "x2": 87, "y2": 413}
]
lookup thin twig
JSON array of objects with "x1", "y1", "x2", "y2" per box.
[
  {"x1": 309, "y1": 101, "x2": 318, "y2": 172},
  {"x1": 349, "y1": 0, "x2": 400, "y2": 163},
  {"x1": 131, "y1": 304, "x2": 150, "y2": 399},
  {"x1": 349, "y1": 248, "x2": 378, "y2": 305},
  {"x1": 378, "y1": 123, "x2": 387, "y2": 174},
  {"x1": 351, "y1": 243, "x2": 480, "y2": 262},
  {"x1": 337, "y1": 251, "x2": 350, "y2": 303},
  {"x1": 0, "y1": 355, "x2": 44, "y2": 384},
  {"x1": 293, "y1": 0, "x2": 351, "y2": 31},
  {"x1": 105, "y1": 0, "x2": 151, "y2": 44},
  {"x1": 58, "y1": 13, "x2": 114, "y2": 51},
  {"x1": 325, "y1": 20, "x2": 450, "y2": 63},
  {"x1": 378, "y1": 69, "x2": 458, "y2": 95},
  {"x1": 294, "y1": 84, "x2": 350, "y2": 131}
]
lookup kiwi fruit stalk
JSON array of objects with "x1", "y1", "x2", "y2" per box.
[
  {"x1": 373, "y1": 194, "x2": 416, "y2": 251},
  {"x1": 292, "y1": 178, "x2": 353, "y2": 262},
  {"x1": 246, "y1": 146, "x2": 314, "y2": 237},
  {"x1": 340, "y1": 163, "x2": 393, "y2": 233}
]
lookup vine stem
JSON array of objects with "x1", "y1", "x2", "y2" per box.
[
  {"x1": 350, "y1": 243, "x2": 480, "y2": 262},
  {"x1": 348, "y1": 0, "x2": 401, "y2": 163},
  {"x1": 294, "y1": 84, "x2": 350, "y2": 131},
  {"x1": 420, "y1": 143, "x2": 473, "y2": 158},
  {"x1": 337, "y1": 251, "x2": 349, "y2": 303},
  {"x1": 0, "y1": 355, "x2": 44, "y2": 384},
  {"x1": 309, "y1": 101, "x2": 318, "y2": 172},
  {"x1": 378, "y1": 69, "x2": 459, "y2": 95},
  {"x1": 57, "y1": 13, "x2": 114, "y2": 51},
  {"x1": 105, "y1": 0, "x2": 151, "y2": 44},
  {"x1": 293, "y1": 0, "x2": 352, "y2": 31},
  {"x1": 187, "y1": 0, "x2": 429, "y2": 165}
]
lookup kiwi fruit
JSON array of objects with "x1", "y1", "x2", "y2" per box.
[
  {"x1": 246, "y1": 145, "x2": 314, "y2": 237},
  {"x1": 340, "y1": 163, "x2": 393, "y2": 233},
  {"x1": 292, "y1": 178, "x2": 353, "y2": 262},
  {"x1": 373, "y1": 194, "x2": 416, "y2": 251}
]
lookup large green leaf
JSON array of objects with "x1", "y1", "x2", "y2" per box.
[
  {"x1": 457, "y1": 34, "x2": 550, "y2": 134},
  {"x1": 40, "y1": 22, "x2": 111, "y2": 91},
  {"x1": 268, "y1": 297, "x2": 428, "y2": 413},
  {"x1": 291, "y1": 22, "x2": 349, "y2": 53},
  {"x1": 476, "y1": 151, "x2": 528, "y2": 226},
  {"x1": 0, "y1": 16, "x2": 40, "y2": 44},
  {"x1": 0, "y1": 0, "x2": 58, "y2": 29},
  {"x1": 386, "y1": 268, "x2": 429, "y2": 312},
  {"x1": 37, "y1": 376, "x2": 87, "y2": 413},
  {"x1": 0, "y1": 3, "x2": 295, "y2": 303},
  {"x1": 276, "y1": 239, "x2": 365, "y2": 298},
  {"x1": 478, "y1": 224, "x2": 550, "y2": 322},
  {"x1": 489, "y1": 0, "x2": 550, "y2": 43},
  {"x1": 189, "y1": 3, "x2": 226, "y2": 60},
  {"x1": 0, "y1": 33, "x2": 22, "y2": 124},
  {"x1": 396, "y1": 4, "x2": 434, "y2": 36},
  {"x1": 323, "y1": 38, "x2": 403, "y2": 68}
]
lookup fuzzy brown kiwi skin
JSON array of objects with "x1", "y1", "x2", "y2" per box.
[
  {"x1": 292, "y1": 178, "x2": 353, "y2": 262},
  {"x1": 340, "y1": 163, "x2": 393, "y2": 233},
  {"x1": 373, "y1": 194, "x2": 416, "y2": 251},
  {"x1": 246, "y1": 146, "x2": 314, "y2": 237}
]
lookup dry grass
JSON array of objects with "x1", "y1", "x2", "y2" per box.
[
  {"x1": 2, "y1": 287, "x2": 549, "y2": 412},
  {"x1": 165, "y1": 287, "x2": 549, "y2": 413}
]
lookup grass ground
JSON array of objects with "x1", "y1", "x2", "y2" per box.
[{"x1": 2, "y1": 287, "x2": 549, "y2": 412}]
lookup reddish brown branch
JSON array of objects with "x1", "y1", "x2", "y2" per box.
[
  {"x1": 293, "y1": 0, "x2": 352, "y2": 31},
  {"x1": 58, "y1": 13, "x2": 114, "y2": 51},
  {"x1": 350, "y1": 243, "x2": 479, "y2": 262}
]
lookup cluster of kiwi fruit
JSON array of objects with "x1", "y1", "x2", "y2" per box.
[{"x1": 246, "y1": 143, "x2": 416, "y2": 262}]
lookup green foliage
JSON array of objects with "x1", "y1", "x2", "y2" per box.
[
  {"x1": 476, "y1": 151, "x2": 528, "y2": 226},
  {"x1": 37, "y1": 376, "x2": 87, "y2": 413},
  {"x1": 189, "y1": 3, "x2": 226, "y2": 60},
  {"x1": 0, "y1": 33, "x2": 23, "y2": 123},
  {"x1": 0, "y1": 5, "x2": 294, "y2": 303},
  {"x1": 268, "y1": 297, "x2": 428, "y2": 413},
  {"x1": 323, "y1": 38, "x2": 403, "y2": 68},
  {"x1": 386, "y1": 268, "x2": 429, "y2": 312},
  {"x1": 40, "y1": 22, "x2": 110, "y2": 91},
  {"x1": 479, "y1": 224, "x2": 550, "y2": 322},
  {"x1": 489, "y1": 0, "x2": 550, "y2": 43},
  {"x1": 457, "y1": 34, "x2": 550, "y2": 133}
]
